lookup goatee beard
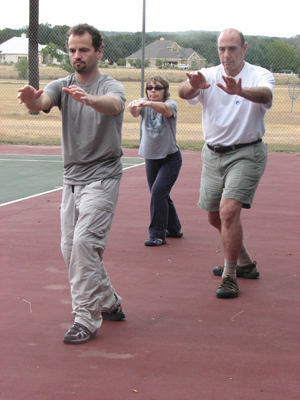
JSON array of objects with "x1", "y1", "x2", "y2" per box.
[{"x1": 73, "y1": 64, "x2": 86, "y2": 73}]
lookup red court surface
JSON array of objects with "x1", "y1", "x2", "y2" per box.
[{"x1": 0, "y1": 145, "x2": 299, "y2": 400}]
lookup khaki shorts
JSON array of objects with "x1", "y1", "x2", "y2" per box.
[{"x1": 198, "y1": 141, "x2": 268, "y2": 212}]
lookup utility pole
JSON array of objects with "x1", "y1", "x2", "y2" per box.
[
  {"x1": 28, "y1": 0, "x2": 39, "y2": 115},
  {"x1": 141, "y1": 0, "x2": 146, "y2": 98}
]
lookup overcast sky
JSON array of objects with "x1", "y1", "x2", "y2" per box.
[{"x1": 1, "y1": 0, "x2": 299, "y2": 38}]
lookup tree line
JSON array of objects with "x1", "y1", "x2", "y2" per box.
[{"x1": 1, "y1": 24, "x2": 299, "y2": 74}]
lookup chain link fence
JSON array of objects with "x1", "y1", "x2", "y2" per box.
[{"x1": 0, "y1": 9, "x2": 299, "y2": 151}]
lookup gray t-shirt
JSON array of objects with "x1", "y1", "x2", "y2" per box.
[
  {"x1": 138, "y1": 99, "x2": 178, "y2": 159},
  {"x1": 44, "y1": 73, "x2": 126, "y2": 185}
]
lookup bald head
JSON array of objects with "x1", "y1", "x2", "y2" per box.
[
  {"x1": 218, "y1": 28, "x2": 245, "y2": 47},
  {"x1": 217, "y1": 28, "x2": 248, "y2": 77}
]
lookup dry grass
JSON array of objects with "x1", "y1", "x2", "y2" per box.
[
  {"x1": 1, "y1": 64, "x2": 299, "y2": 85},
  {"x1": 0, "y1": 65, "x2": 299, "y2": 150}
]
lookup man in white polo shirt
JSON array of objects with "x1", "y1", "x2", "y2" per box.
[{"x1": 178, "y1": 28, "x2": 274, "y2": 299}]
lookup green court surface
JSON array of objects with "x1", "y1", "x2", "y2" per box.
[{"x1": 0, "y1": 154, "x2": 144, "y2": 205}]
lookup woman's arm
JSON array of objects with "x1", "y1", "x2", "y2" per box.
[
  {"x1": 127, "y1": 99, "x2": 173, "y2": 118},
  {"x1": 127, "y1": 99, "x2": 143, "y2": 118}
]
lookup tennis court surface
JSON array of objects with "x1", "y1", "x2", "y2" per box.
[{"x1": 0, "y1": 145, "x2": 299, "y2": 400}]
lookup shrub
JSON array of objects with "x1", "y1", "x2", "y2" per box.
[
  {"x1": 117, "y1": 58, "x2": 126, "y2": 66},
  {"x1": 15, "y1": 58, "x2": 28, "y2": 79}
]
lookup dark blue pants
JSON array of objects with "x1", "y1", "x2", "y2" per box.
[{"x1": 145, "y1": 150, "x2": 182, "y2": 240}]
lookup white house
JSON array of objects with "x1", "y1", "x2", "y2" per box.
[
  {"x1": 126, "y1": 38, "x2": 206, "y2": 69},
  {"x1": 0, "y1": 33, "x2": 47, "y2": 64}
]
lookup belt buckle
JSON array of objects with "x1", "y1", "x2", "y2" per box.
[{"x1": 213, "y1": 145, "x2": 222, "y2": 153}]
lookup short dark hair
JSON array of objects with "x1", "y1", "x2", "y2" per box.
[
  {"x1": 145, "y1": 75, "x2": 170, "y2": 101},
  {"x1": 66, "y1": 24, "x2": 104, "y2": 52},
  {"x1": 217, "y1": 28, "x2": 245, "y2": 47}
]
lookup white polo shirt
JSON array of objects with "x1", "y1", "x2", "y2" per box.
[{"x1": 188, "y1": 62, "x2": 274, "y2": 146}]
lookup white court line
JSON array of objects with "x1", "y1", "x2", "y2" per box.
[
  {"x1": 0, "y1": 158, "x2": 63, "y2": 163},
  {"x1": 0, "y1": 156, "x2": 143, "y2": 164},
  {"x1": 123, "y1": 162, "x2": 145, "y2": 170},
  {"x1": 0, "y1": 187, "x2": 63, "y2": 207},
  {"x1": 0, "y1": 160, "x2": 145, "y2": 207}
]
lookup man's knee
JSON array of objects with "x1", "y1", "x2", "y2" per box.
[
  {"x1": 220, "y1": 199, "x2": 242, "y2": 227},
  {"x1": 208, "y1": 211, "x2": 221, "y2": 231}
]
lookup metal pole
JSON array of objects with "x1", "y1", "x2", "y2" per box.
[
  {"x1": 140, "y1": 0, "x2": 146, "y2": 142},
  {"x1": 291, "y1": 85, "x2": 295, "y2": 113},
  {"x1": 141, "y1": 0, "x2": 146, "y2": 98},
  {"x1": 29, "y1": 0, "x2": 39, "y2": 115}
]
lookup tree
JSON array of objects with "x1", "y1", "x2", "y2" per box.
[
  {"x1": 0, "y1": 28, "x2": 24, "y2": 44},
  {"x1": 134, "y1": 58, "x2": 142, "y2": 68},
  {"x1": 266, "y1": 40, "x2": 298, "y2": 72},
  {"x1": 117, "y1": 58, "x2": 126, "y2": 66},
  {"x1": 245, "y1": 42, "x2": 269, "y2": 68},
  {"x1": 155, "y1": 59, "x2": 163, "y2": 69},
  {"x1": 41, "y1": 42, "x2": 64, "y2": 64},
  {"x1": 38, "y1": 23, "x2": 53, "y2": 45},
  {"x1": 51, "y1": 25, "x2": 70, "y2": 49},
  {"x1": 60, "y1": 55, "x2": 74, "y2": 73},
  {"x1": 102, "y1": 36, "x2": 123, "y2": 64}
]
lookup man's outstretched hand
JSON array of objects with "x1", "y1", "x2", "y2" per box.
[{"x1": 217, "y1": 75, "x2": 242, "y2": 96}]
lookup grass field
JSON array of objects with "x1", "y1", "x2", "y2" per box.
[{"x1": 0, "y1": 65, "x2": 299, "y2": 151}]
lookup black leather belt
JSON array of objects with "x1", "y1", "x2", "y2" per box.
[{"x1": 207, "y1": 139, "x2": 262, "y2": 154}]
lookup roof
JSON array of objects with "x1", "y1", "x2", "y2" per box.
[
  {"x1": 0, "y1": 36, "x2": 46, "y2": 54},
  {"x1": 126, "y1": 39, "x2": 206, "y2": 61}
]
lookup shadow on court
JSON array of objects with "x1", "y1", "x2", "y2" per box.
[{"x1": 0, "y1": 145, "x2": 299, "y2": 400}]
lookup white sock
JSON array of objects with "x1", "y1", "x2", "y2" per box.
[
  {"x1": 222, "y1": 259, "x2": 237, "y2": 279},
  {"x1": 238, "y1": 244, "x2": 253, "y2": 267}
]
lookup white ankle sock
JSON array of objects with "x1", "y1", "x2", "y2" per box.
[
  {"x1": 222, "y1": 260, "x2": 237, "y2": 279},
  {"x1": 238, "y1": 244, "x2": 253, "y2": 267}
]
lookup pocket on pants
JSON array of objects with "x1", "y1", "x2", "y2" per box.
[{"x1": 86, "y1": 198, "x2": 115, "y2": 239}]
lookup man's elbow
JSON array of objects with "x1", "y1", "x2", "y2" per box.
[
  {"x1": 110, "y1": 98, "x2": 123, "y2": 115},
  {"x1": 262, "y1": 89, "x2": 273, "y2": 104},
  {"x1": 264, "y1": 93, "x2": 273, "y2": 104}
]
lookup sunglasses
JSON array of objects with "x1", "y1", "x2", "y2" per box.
[{"x1": 146, "y1": 86, "x2": 165, "y2": 91}]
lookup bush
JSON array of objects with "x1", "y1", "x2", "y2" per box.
[
  {"x1": 155, "y1": 59, "x2": 163, "y2": 69},
  {"x1": 60, "y1": 55, "x2": 74, "y2": 73},
  {"x1": 15, "y1": 58, "x2": 28, "y2": 79},
  {"x1": 117, "y1": 58, "x2": 126, "y2": 66}
]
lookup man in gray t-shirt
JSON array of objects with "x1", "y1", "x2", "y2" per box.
[{"x1": 18, "y1": 24, "x2": 126, "y2": 344}]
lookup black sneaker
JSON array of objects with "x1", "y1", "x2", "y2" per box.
[
  {"x1": 63, "y1": 322, "x2": 97, "y2": 345},
  {"x1": 216, "y1": 275, "x2": 239, "y2": 299},
  {"x1": 166, "y1": 231, "x2": 183, "y2": 238},
  {"x1": 102, "y1": 305, "x2": 126, "y2": 321},
  {"x1": 213, "y1": 261, "x2": 259, "y2": 279}
]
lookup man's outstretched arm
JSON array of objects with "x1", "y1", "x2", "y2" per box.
[
  {"x1": 217, "y1": 76, "x2": 273, "y2": 104},
  {"x1": 62, "y1": 85, "x2": 123, "y2": 115},
  {"x1": 17, "y1": 85, "x2": 52, "y2": 111},
  {"x1": 178, "y1": 71, "x2": 211, "y2": 100}
]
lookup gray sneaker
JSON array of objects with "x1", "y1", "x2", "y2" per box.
[
  {"x1": 63, "y1": 322, "x2": 97, "y2": 345},
  {"x1": 216, "y1": 275, "x2": 239, "y2": 299},
  {"x1": 213, "y1": 261, "x2": 259, "y2": 279}
]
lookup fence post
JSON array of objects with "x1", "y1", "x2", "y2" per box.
[{"x1": 28, "y1": 0, "x2": 39, "y2": 115}]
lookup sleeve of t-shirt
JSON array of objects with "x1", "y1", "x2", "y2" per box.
[
  {"x1": 257, "y1": 68, "x2": 275, "y2": 92},
  {"x1": 102, "y1": 79, "x2": 126, "y2": 111},
  {"x1": 165, "y1": 99, "x2": 177, "y2": 118},
  {"x1": 257, "y1": 68, "x2": 275, "y2": 110},
  {"x1": 43, "y1": 78, "x2": 65, "y2": 111}
]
